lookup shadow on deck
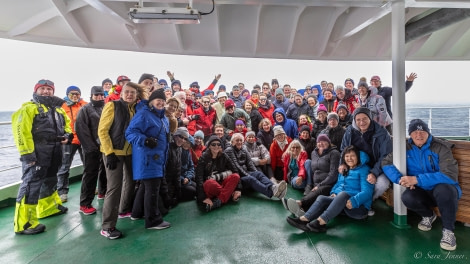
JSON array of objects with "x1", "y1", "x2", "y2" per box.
[{"x1": 0, "y1": 181, "x2": 469, "y2": 264}]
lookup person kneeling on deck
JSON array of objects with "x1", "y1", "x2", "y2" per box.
[
  {"x1": 225, "y1": 133, "x2": 287, "y2": 200},
  {"x1": 12, "y1": 79, "x2": 71, "y2": 235},
  {"x1": 382, "y1": 119, "x2": 461, "y2": 251},
  {"x1": 196, "y1": 135, "x2": 240, "y2": 212}
]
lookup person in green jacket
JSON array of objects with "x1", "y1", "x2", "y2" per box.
[{"x1": 12, "y1": 79, "x2": 72, "y2": 235}]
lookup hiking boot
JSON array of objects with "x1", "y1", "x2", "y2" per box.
[
  {"x1": 15, "y1": 224, "x2": 46, "y2": 235},
  {"x1": 60, "y1": 194, "x2": 68, "y2": 203},
  {"x1": 440, "y1": 228, "x2": 457, "y2": 251},
  {"x1": 79, "y1": 205, "x2": 97, "y2": 215},
  {"x1": 303, "y1": 185, "x2": 312, "y2": 196},
  {"x1": 100, "y1": 227, "x2": 122, "y2": 239},
  {"x1": 287, "y1": 198, "x2": 305, "y2": 217},
  {"x1": 307, "y1": 220, "x2": 327, "y2": 233},
  {"x1": 147, "y1": 221, "x2": 171, "y2": 230},
  {"x1": 97, "y1": 194, "x2": 105, "y2": 200},
  {"x1": 272, "y1": 180, "x2": 287, "y2": 198},
  {"x1": 118, "y1": 212, "x2": 132, "y2": 219},
  {"x1": 286, "y1": 216, "x2": 310, "y2": 232},
  {"x1": 205, "y1": 198, "x2": 222, "y2": 212},
  {"x1": 418, "y1": 212, "x2": 437, "y2": 231}
]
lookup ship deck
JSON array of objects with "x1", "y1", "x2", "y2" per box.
[{"x1": 0, "y1": 181, "x2": 469, "y2": 264}]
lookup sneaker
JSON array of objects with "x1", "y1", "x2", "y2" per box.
[
  {"x1": 60, "y1": 194, "x2": 68, "y2": 203},
  {"x1": 368, "y1": 210, "x2": 375, "y2": 216},
  {"x1": 307, "y1": 220, "x2": 327, "y2": 233},
  {"x1": 97, "y1": 194, "x2": 105, "y2": 200},
  {"x1": 272, "y1": 181, "x2": 287, "y2": 198},
  {"x1": 15, "y1": 224, "x2": 46, "y2": 235},
  {"x1": 286, "y1": 216, "x2": 310, "y2": 232},
  {"x1": 118, "y1": 212, "x2": 132, "y2": 219},
  {"x1": 79, "y1": 205, "x2": 97, "y2": 215},
  {"x1": 100, "y1": 227, "x2": 122, "y2": 239},
  {"x1": 303, "y1": 185, "x2": 312, "y2": 196},
  {"x1": 279, "y1": 184, "x2": 288, "y2": 199},
  {"x1": 147, "y1": 221, "x2": 171, "y2": 230},
  {"x1": 287, "y1": 198, "x2": 305, "y2": 217},
  {"x1": 281, "y1": 198, "x2": 289, "y2": 211},
  {"x1": 418, "y1": 212, "x2": 437, "y2": 231},
  {"x1": 440, "y1": 228, "x2": 457, "y2": 251},
  {"x1": 130, "y1": 215, "x2": 142, "y2": 220}
]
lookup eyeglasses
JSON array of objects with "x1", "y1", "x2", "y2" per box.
[
  {"x1": 262, "y1": 87, "x2": 269, "y2": 90},
  {"x1": 210, "y1": 143, "x2": 221, "y2": 147},
  {"x1": 202, "y1": 101, "x2": 210, "y2": 104},
  {"x1": 37, "y1": 79, "x2": 54, "y2": 86},
  {"x1": 260, "y1": 98, "x2": 267, "y2": 101},
  {"x1": 291, "y1": 146, "x2": 300, "y2": 149},
  {"x1": 69, "y1": 92, "x2": 80, "y2": 96}
]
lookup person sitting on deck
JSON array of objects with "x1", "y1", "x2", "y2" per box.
[
  {"x1": 244, "y1": 131, "x2": 274, "y2": 179},
  {"x1": 382, "y1": 119, "x2": 461, "y2": 251},
  {"x1": 195, "y1": 135, "x2": 240, "y2": 212},
  {"x1": 286, "y1": 146, "x2": 373, "y2": 233},
  {"x1": 281, "y1": 140, "x2": 308, "y2": 191},
  {"x1": 225, "y1": 133, "x2": 287, "y2": 200},
  {"x1": 270, "y1": 126, "x2": 293, "y2": 182}
]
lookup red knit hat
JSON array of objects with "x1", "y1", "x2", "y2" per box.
[
  {"x1": 224, "y1": 99, "x2": 235, "y2": 109},
  {"x1": 34, "y1": 79, "x2": 55, "y2": 93}
]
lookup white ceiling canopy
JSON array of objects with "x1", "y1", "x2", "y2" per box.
[{"x1": 2, "y1": 0, "x2": 470, "y2": 61}]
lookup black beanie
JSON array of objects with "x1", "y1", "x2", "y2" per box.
[
  {"x1": 300, "y1": 125, "x2": 311, "y2": 134},
  {"x1": 90, "y1": 86, "x2": 104, "y2": 95},
  {"x1": 206, "y1": 135, "x2": 222, "y2": 147},
  {"x1": 148, "y1": 89, "x2": 166, "y2": 102},
  {"x1": 102, "y1": 78, "x2": 112, "y2": 86},
  {"x1": 353, "y1": 107, "x2": 372, "y2": 121},
  {"x1": 138, "y1": 73, "x2": 154, "y2": 84},
  {"x1": 408, "y1": 119, "x2": 430, "y2": 135}
]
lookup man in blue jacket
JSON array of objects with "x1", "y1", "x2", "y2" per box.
[{"x1": 382, "y1": 119, "x2": 460, "y2": 251}]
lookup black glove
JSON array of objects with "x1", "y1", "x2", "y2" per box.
[
  {"x1": 106, "y1": 153, "x2": 119, "y2": 170},
  {"x1": 192, "y1": 114, "x2": 201, "y2": 120},
  {"x1": 144, "y1": 137, "x2": 157, "y2": 149}
]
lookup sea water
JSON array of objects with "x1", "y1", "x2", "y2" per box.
[{"x1": 1, "y1": 107, "x2": 469, "y2": 187}]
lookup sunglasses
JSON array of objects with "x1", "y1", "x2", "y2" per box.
[
  {"x1": 291, "y1": 146, "x2": 300, "y2": 149},
  {"x1": 37, "y1": 79, "x2": 54, "y2": 86},
  {"x1": 93, "y1": 93, "x2": 104, "y2": 96},
  {"x1": 210, "y1": 143, "x2": 221, "y2": 147},
  {"x1": 69, "y1": 92, "x2": 81, "y2": 96}
]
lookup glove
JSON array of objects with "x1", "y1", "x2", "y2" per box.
[
  {"x1": 144, "y1": 137, "x2": 157, "y2": 149},
  {"x1": 191, "y1": 114, "x2": 201, "y2": 120},
  {"x1": 106, "y1": 153, "x2": 119, "y2": 170}
]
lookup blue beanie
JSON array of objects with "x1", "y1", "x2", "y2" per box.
[
  {"x1": 171, "y1": 80, "x2": 181, "y2": 87},
  {"x1": 218, "y1": 85, "x2": 226, "y2": 91},
  {"x1": 204, "y1": 90, "x2": 214, "y2": 96},
  {"x1": 159, "y1": 79, "x2": 168, "y2": 85},
  {"x1": 66, "y1": 86, "x2": 81, "y2": 95},
  {"x1": 194, "y1": 130, "x2": 204, "y2": 139}
]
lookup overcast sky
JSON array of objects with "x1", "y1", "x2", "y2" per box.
[{"x1": 1, "y1": 38, "x2": 469, "y2": 112}]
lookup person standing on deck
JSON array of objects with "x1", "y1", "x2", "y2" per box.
[
  {"x1": 98, "y1": 82, "x2": 140, "y2": 239},
  {"x1": 75, "y1": 86, "x2": 106, "y2": 215},
  {"x1": 12, "y1": 79, "x2": 71, "y2": 235},
  {"x1": 57, "y1": 85, "x2": 87, "y2": 203},
  {"x1": 382, "y1": 119, "x2": 461, "y2": 251}
]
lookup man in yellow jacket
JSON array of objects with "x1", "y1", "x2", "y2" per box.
[{"x1": 12, "y1": 79, "x2": 72, "y2": 235}]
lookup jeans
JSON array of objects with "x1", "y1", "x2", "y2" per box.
[
  {"x1": 57, "y1": 144, "x2": 83, "y2": 195},
  {"x1": 300, "y1": 185, "x2": 332, "y2": 211},
  {"x1": 304, "y1": 159, "x2": 313, "y2": 186},
  {"x1": 401, "y1": 184, "x2": 458, "y2": 231},
  {"x1": 304, "y1": 192, "x2": 368, "y2": 223},
  {"x1": 290, "y1": 176, "x2": 307, "y2": 190},
  {"x1": 240, "y1": 171, "x2": 274, "y2": 198}
]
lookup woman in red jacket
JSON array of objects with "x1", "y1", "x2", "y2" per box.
[
  {"x1": 282, "y1": 139, "x2": 308, "y2": 190},
  {"x1": 193, "y1": 96, "x2": 216, "y2": 137},
  {"x1": 270, "y1": 125, "x2": 292, "y2": 182}
]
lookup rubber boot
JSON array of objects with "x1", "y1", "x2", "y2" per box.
[
  {"x1": 14, "y1": 198, "x2": 46, "y2": 235},
  {"x1": 37, "y1": 190, "x2": 68, "y2": 218}
]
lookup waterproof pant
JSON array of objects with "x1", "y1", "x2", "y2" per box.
[
  {"x1": 240, "y1": 171, "x2": 274, "y2": 198},
  {"x1": 101, "y1": 154, "x2": 134, "y2": 230},
  {"x1": 57, "y1": 144, "x2": 83, "y2": 195},
  {"x1": 402, "y1": 184, "x2": 459, "y2": 231},
  {"x1": 132, "y1": 178, "x2": 164, "y2": 228},
  {"x1": 203, "y1": 174, "x2": 240, "y2": 203},
  {"x1": 80, "y1": 150, "x2": 106, "y2": 206}
]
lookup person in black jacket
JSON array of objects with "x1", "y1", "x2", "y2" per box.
[
  {"x1": 76, "y1": 86, "x2": 106, "y2": 215},
  {"x1": 225, "y1": 133, "x2": 287, "y2": 200},
  {"x1": 195, "y1": 136, "x2": 240, "y2": 212},
  {"x1": 319, "y1": 112, "x2": 345, "y2": 149}
]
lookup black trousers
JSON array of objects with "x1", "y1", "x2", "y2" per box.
[
  {"x1": 79, "y1": 150, "x2": 106, "y2": 206},
  {"x1": 132, "y1": 178, "x2": 163, "y2": 228}
]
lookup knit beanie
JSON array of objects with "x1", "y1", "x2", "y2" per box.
[
  {"x1": 138, "y1": 73, "x2": 154, "y2": 84},
  {"x1": 158, "y1": 79, "x2": 168, "y2": 85},
  {"x1": 90, "y1": 86, "x2": 104, "y2": 95},
  {"x1": 273, "y1": 125, "x2": 286, "y2": 137},
  {"x1": 148, "y1": 89, "x2": 166, "y2": 102},
  {"x1": 34, "y1": 79, "x2": 55, "y2": 93},
  {"x1": 408, "y1": 119, "x2": 430, "y2": 135},
  {"x1": 174, "y1": 127, "x2": 190, "y2": 139},
  {"x1": 235, "y1": 120, "x2": 245, "y2": 126},
  {"x1": 66, "y1": 86, "x2": 81, "y2": 95},
  {"x1": 317, "y1": 104, "x2": 327, "y2": 113},
  {"x1": 206, "y1": 135, "x2": 222, "y2": 147},
  {"x1": 316, "y1": 134, "x2": 331, "y2": 144},
  {"x1": 357, "y1": 81, "x2": 369, "y2": 90},
  {"x1": 344, "y1": 78, "x2": 355, "y2": 86},
  {"x1": 245, "y1": 131, "x2": 256, "y2": 138},
  {"x1": 194, "y1": 130, "x2": 204, "y2": 139},
  {"x1": 224, "y1": 99, "x2": 235, "y2": 109},
  {"x1": 102, "y1": 78, "x2": 112, "y2": 86},
  {"x1": 353, "y1": 107, "x2": 372, "y2": 121},
  {"x1": 275, "y1": 88, "x2": 284, "y2": 96},
  {"x1": 171, "y1": 80, "x2": 181, "y2": 87},
  {"x1": 300, "y1": 125, "x2": 311, "y2": 134},
  {"x1": 327, "y1": 112, "x2": 339, "y2": 122},
  {"x1": 336, "y1": 104, "x2": 348, "y2": 113}
]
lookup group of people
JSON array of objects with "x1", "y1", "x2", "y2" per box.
[{"x1": 12, "y1": 72, "x2": 461, "y2": 251}]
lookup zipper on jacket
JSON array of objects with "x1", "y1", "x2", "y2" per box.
[{"x1": 428, "y1": 155, "x2": 436, "y2": 171}]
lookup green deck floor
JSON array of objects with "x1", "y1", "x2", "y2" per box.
[{"x1": 0, "y1": 181, "x2": 469, "y2": 264}]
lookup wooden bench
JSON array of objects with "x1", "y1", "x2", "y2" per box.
[{"x1": 381, "y1": 140, "x2": 470, "y2": 224}]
